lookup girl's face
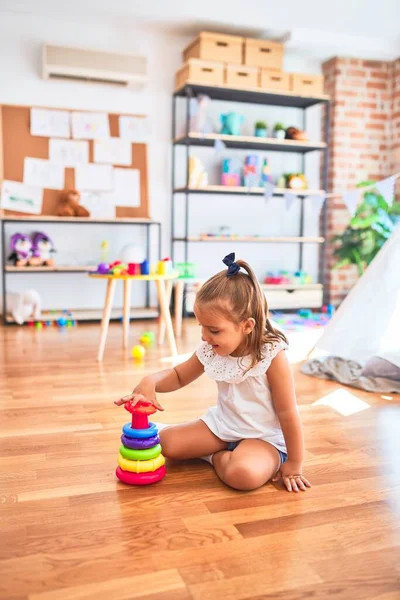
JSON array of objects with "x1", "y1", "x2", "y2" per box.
[{"x1": 194, "y1": 302, "x2": 255, "y2": 357}]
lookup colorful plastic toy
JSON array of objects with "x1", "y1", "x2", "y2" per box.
[
  {"x1": 140, "y1": 260, "x2": 150, "y2": 275},
  {"x1": 243, "y1": 155, "x2": 260, "y2": 188},
  {"x1": 96, "y1": 262, "x2": 110, "y2": 274},
  {"x1": 175, "y1": 262, "x2": 198, "y2": 279},
  {"x1": 139, "y1": 331, "x2": 155, "y2": 347},
  {"x1": 131, "y1": 345, "x2": 146, "y2": 360},
  {"x1": 116, "y1": 401, "x2": 166, "y2": 486},
  {"x1": 220, "y1": 112, "x2": 244, "y2": 136},
  {"x1": 221, "y1": 158, "x2": 241, "y2": 187}
]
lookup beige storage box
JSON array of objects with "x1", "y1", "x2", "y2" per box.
[
  {"x1": 290, "y1": 73, "x2": 324, "y2": 96},
  {"x1": 264, "y1": 287, "x2": 323, "y2": 310},
  {"x1": 183, "y1": 32, "x2": 243, "y2": 65},
  {"x1": 175, "y1": 59, "x2": 224, "y2": 88},
  {"x1": 244, "y1": 38, "x2": 283, "y2": 70},
  {"x1": 260, "y1": 69, "x2": 290, "y2": 92},
  {"x1": 225, "y1": 64, "x2": 258, "y2": 89}
]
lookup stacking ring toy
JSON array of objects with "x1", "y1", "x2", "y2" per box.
[
  {"x1": 118, "y1": 453, "x2": 165, "y2": 473},
  {"x1": 119, "y1": 444, "x2": 162, "y2": 461},
  {"x1": 116, "y1": 400, "x2": 166, "y2": 486},
  {"x1": 121, "y1": 434, "x2": 160, "y2": 450},
  {"x1": 123, "y1": 422, "x2": 158, "y2": 439},
  {"x1": 116, "y1": 465, "x2": 166, "y2": 486}
]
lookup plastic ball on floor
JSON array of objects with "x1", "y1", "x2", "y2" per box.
[
  {"x1": 140, "y1": 331, "x2": 155, "y2": 347},
  {"x1": 35, "y1": 322, "x2": 43, "y2": 329},
  {"x1": 131, "y1": 345, "x2": 146, "y2": 360}
]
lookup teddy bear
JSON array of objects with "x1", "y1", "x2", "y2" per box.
[{"x1": 57, "y1": 189, "x2": 90, "y2": 217}]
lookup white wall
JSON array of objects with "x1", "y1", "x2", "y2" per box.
[{"x1": 0, "y1": 11, "x2": 323, "y2": 315}]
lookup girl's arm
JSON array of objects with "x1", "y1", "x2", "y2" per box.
[
  {"x1": 267, "y1": 350, "x2": 311, "y2": 492},
  {"x1": 114, "y1": 352, "x2": 204, "y2": 410}
]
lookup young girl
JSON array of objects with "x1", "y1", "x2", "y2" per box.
[{"x1": 116, "y1": 253, "x2": 311, "y2": 493}]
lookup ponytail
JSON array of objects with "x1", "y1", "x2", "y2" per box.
[{"x1": 196, "y1": 255, "x2": 288, "y2": 369}]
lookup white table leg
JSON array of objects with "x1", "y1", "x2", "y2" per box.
[
  {"x1": 97, "y1": 278, "x2": 117, "y2": 362},
  {"x1": 123, "y1": 279, "x2": 132, "y2": 349},
  {"x1": 156, "y1": 279, "x2": 178, "y2": 357},
  {"x1": 158, "y1": 279, "x2": 173, "y2": 346},
  {"x1": 174, "y1": 279, "x2": 184, "y2": 338}
]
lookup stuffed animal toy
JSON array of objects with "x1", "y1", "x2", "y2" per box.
[
  {"x1": 30, "y1": 232, "x2": 56, "y2": 266},
  {"x1": 8, "y1": 233, "x2": 33, "y2": 266},
  {"x1": 285, "y1": 126, "x2": 308, "y2": 141},
  {"x1": 57, "y1": 189, "x2": 90, "y2": 217},
  {"x1": 6, "y1": 289, "x2": 41, "y2": 324}
]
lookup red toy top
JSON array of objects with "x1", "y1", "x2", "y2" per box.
[{"x1": 125, "y1": 400, "x2": 157, "y2": 429}]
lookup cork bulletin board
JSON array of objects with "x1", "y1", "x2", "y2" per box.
[{"x1": 0, "y1": 104, "x2": 149, "y2": 218}]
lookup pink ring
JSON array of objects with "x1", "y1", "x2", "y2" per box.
[{"x1": 116, "y1": 465, "x2": 166, "y2": 486}]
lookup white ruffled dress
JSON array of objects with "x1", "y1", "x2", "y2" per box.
[{"x1": 196, "y1": 340, "x2": 288, "y2": 452}]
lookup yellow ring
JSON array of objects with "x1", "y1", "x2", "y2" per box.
[{"x1": 117, "y1": 453, "x2": 165, "y2": 473}]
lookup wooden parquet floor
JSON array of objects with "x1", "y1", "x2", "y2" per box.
[{"x1": 0, "y1": 320, "x2": 399, "y2": 600}]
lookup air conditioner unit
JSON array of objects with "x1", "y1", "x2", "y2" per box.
[{"x1": 42, "y1": 44, "x2": 148, "y2": 88}]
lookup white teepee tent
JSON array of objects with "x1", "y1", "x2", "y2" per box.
[{"x1": 313, "y1": 223, "x2": 400, "y2": 366}]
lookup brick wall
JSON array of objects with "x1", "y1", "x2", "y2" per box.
[
  {"x1": 392, "y1": 58, "x2": 400, "y2": 196},
  {"x1": 322, "y1": 56, "x2": 399, "y2": 306}
]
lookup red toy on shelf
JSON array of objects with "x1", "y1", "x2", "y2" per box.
[{"x1": 116, "y1": 400, "x2": 166, "y2": 486}]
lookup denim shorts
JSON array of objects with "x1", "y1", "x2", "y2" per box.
[{"x1": 227, "y1": 440, "x2": 288, "y2": 466}]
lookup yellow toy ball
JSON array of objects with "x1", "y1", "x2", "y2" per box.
[{"x1": 131, "y1": 344, "x2": 146, "y2": 360}]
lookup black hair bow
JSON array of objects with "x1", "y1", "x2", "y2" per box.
[{"x1": 223, "y1": 252, "x2": 240, "y2": 277}]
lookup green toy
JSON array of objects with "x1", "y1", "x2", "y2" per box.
[{"x1": 140, "y1": 332, "x2": 155, "y2": 347}]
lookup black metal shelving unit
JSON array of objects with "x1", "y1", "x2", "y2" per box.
[
  {"x1": 171, "y1": 82, "x2": 330, "y2": 305},
  {"x1": 1, "y1": 216, "x2": 162, "y2": 325}
]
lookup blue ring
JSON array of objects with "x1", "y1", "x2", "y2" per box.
[{"x1": 122, "y1": 422, "x2": 158, "y2": 439}]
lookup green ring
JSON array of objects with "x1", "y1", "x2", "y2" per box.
[{"x1": 119, "y1": 444, "x2": 162, "y2": 461}]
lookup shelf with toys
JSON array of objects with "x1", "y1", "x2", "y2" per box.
[
  {"x1": 3, "y1": 307, "x2": 159, "y2": 325},
  {"x1": 171, "y1": 57, "x2": 330, "y2": 310},
  {"x1": 1, "y1": 216, "x2": 162, "y2": 326}
]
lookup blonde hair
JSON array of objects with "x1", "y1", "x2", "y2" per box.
[{"x1": 195, "y1": 257, "x2": 288, "y2": 369}]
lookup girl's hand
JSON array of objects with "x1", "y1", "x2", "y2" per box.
[
  {"x1": 114, "y1": 380, "x2": 164, "y2": 411},
  {"x1": 272, "y1": 460, "x2": 311, "y2": 492}
]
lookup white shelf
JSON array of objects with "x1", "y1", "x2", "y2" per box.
[
  {"x1": 174, "y1": 185, "x2": 325, "y2": 197},
  {"x1": 5, "y1": 307, "x2": 159, "y2": 324},
  {"x1": 6, "y1": 265, "x2": 97, "y2": 273},
  {"x1": 174, "y1": 236, "x2": 325, "y2": 244},
  {"x1": 175, "y1": 132, "x2": 327, "y2": 154},
  {"x1": 0, "y1": 215, "x2": 158, "y2": 224}
]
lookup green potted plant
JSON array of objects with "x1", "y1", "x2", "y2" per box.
[
  {"x1": 333, "y1": 182, "x2": 400, "y2": 276},
  {"x1": 254, "y1": 120, "x2": 268, "y2": 137},
  {"x1": 273, "y1": 122, "x2": 286, "y2": 139}
]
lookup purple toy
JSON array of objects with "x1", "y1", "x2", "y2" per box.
[
  {"x1": 30, "y1": 232, "x2": 56, "y2": 267},
  {"x1": 96, "y1": 262, "x2": 110, "y2": 274},
  {"x1": 8, "y1": 233, "x2": 33, "y2": 266},
  {"x1": 121, "y1": 433, "x2": 161, "y2": 450}
]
